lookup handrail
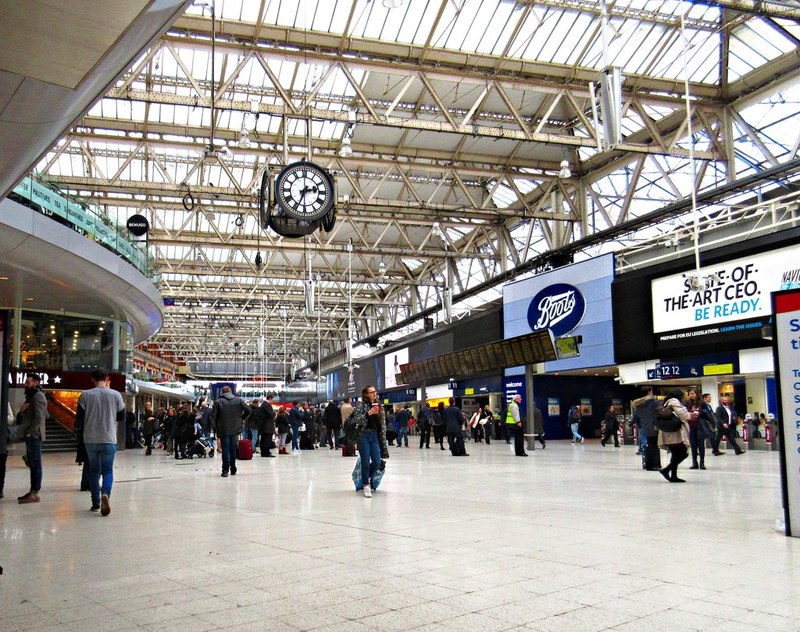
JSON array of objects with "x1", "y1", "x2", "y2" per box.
[{"x1": 8, "y1": 175, "x2": 153, "y2": 277}]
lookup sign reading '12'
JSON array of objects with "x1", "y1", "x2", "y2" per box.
[{"x1": 527, "y1": 283, "x2": 586, "y2": 337}]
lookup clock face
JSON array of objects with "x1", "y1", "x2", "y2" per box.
[{"x1": 274, "y1": 161, "x2": 335, "y2": 221}]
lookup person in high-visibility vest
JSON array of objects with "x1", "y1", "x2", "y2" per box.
[{"x1": 505, "y1": 394, "x2": 527, "y2": 457}]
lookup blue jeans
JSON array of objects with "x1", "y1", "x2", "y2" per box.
[
  {"x1": 25, "y1": 437, "x2": 43, "y2": 492},
  {"x1": 85, "y1": 443, "x2": 116, "y2": 507},
  {"x1": 220, "y1": 434, "x2": 237, "y2": 473},
  {"x1": 291, "y1": 426, "x2": 300, "y2": 451},
  {"x1": 250, "y1": 429, "x2": 259, "y2": 452},
  {"x1": 570, "y1": 422, "x2": 583, "y2": 442},
  {"x1": 397, "y1": 425, "x2": 409, "y2": 446},
  {"x1": 358, "y1": 430, "x2": 381, "y2": 486}
]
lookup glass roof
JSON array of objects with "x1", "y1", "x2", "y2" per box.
[{"x1": 31, "y1": 0, "x2": 800, "y2": 368}]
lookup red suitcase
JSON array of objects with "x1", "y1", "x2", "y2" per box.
[{"x1": 237, "y1": 439, "x2": 253, "y2": 460}]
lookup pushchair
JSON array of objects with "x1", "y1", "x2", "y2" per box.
[{"x1": 192, "y1": 432, "x2": 215, "y2": 458}]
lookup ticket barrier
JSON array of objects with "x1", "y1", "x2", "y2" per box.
[{"x1": 747, "y1": 420, "x2": 769, "y2": 451}]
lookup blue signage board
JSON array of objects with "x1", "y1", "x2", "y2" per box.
[
  {"x1": 504, "y1": 253, "x2": 615, "y2": 371},
  {"x1": 379, "y1": 388, "x2": 417, "y2": 404},
  {"x1": 527, "y1": 282, "x2": 586, "y2": 337},
  {"x1": 451, "y1": 375, "x2": 503, "y2": 397},
  {"x1": 503, "y1": 377, "x2": 526, "y2": 416}
]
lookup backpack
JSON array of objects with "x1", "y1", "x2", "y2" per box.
[{"x1": 654, "y1": 402, "x2": 682, "y2": 433}]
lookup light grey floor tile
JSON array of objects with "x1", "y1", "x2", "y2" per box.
[{"x1": 1, "y1": 444, "x2": 797, "y2": 632}]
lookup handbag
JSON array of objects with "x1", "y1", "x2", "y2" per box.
[
  {"x1": 299, "y1": 423, "x2": 306, "y2": 432},
  {"x1": 6, "y1": 424, "x2": 25, "y2": 443},
  {"x1": 654, "y1": 404, "x2": 682, "y2": 433}
]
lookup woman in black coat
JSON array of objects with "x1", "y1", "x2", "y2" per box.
[
  {"x1": 322, "y1": 401, "x2": 342, "y2": 450},
  {"x1": 276, "y1": 407, "x2": 290, "y2": 455}
]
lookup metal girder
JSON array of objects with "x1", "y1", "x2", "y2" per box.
[
  {"x1": 33, "y1": 6, "x2": 799, "y2": 371},
  {"x1": 104, "y1": 83, "x2": 719, "y2": 162},
  {"x1": 169, "y1": 16, "x2": 723, "y2": 99},
  {"x1": 696, "y1": 0, "x2": 800, "y2": 20}
]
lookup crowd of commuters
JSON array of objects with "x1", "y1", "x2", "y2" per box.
[{"x1": 1, "y1": 378, "x2": 766, "y2": 506}]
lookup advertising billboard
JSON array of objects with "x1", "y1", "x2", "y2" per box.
[
  {"x1": 384, "y1": 347, "x2": 409, "y2": 389},
  {"x1": 651, "y1": 244, "x2": 800, "y2": 345},
  {"x1": 503, "y1": 253, "x2": 615, "y2": 371}
]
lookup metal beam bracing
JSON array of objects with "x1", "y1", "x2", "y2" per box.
[{"x1": 32, "y1": 5, "x2": 800, "y2": 369}]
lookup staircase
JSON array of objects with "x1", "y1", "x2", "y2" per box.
[{"x1": 43, "y1": 408, "x2": 78, "y2": 454}]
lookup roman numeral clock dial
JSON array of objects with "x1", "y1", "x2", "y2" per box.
[{"x1": 273, "y1": 161, "x2": 335, "y2": 222}]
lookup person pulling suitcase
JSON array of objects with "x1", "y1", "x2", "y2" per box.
[{"x1": 632, "y1": 386, "x2": 661, "y2": 471}]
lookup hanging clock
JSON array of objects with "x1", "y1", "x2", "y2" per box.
[{"x1": 273, "y1": 161, "x2": 335, "y2": 222}]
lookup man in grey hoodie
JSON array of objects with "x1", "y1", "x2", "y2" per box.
[{"x1": 210, "y1": 386, "x2": 249, "y2": 477}]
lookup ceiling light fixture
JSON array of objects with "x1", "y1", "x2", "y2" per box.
[
  {"x1": 238, "y1": 130, "x2": 251, "y2": 149},
  {"x1": 339, "y1": 109, "x2": 356, "y2": 158},
  {"x1": 559, "y1": 159, "x2": 571, "y2": 179},
  {"x1": 338, "y1": 136, "x2": 352, "y2": 158}
]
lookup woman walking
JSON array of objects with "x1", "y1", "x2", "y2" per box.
[
  {"x1": 659, "y1": 389, "x2": 691, "y2": 483},
  {"x1": 349, "y1": 385, "x2": 390, "y2": 498}
]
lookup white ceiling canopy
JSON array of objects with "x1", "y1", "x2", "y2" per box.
[{"x1": 30, "y1": 0, "x2": 800, "y2": 375}]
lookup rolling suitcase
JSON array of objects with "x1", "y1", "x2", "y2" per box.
[
  {"x1": 642, "y1": 440, "x2": 661, "y2": 470},
  {"x1": 237, "y1": 438, "x2": 253, "y2": 460}
]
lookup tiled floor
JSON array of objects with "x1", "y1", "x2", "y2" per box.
[{"x1": 1, "y1": 438, "x2": 798, "y2": 631}]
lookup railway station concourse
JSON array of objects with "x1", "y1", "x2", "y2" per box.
[{"x1": 2, "y1": 2, "x2": 800, "y2": 631}]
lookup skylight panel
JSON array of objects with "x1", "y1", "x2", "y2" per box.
[
  {"x1": 544, "y1": 9, "x2": 586, "y2": 65},
  {"x1": 443, "y1": 0, "x2": 487, "y2": 51},
  {"x1": 160, "y1": 47, "x2": 179, "y2": 78},
  {"x1": 235, "y1": 0, "x2": 259, "y2": 23},
  {"x1": 88, "y1": 101, "x2": 103, "y2": 117},
  {"x1": 728, "y1": 19, "x2": 794, "y2": 81},
  {"x1": 557, "y1": 13, "x2": 596, "y2": 67},
  {"x1": 473, "y1": 1, "x2": 515, "y2": 55},
  {"x1": 487, "y1": 180, "x2": 516, "y2": 208}
]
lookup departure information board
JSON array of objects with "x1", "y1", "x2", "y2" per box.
[{"x1": 399, "y1": 330, "x2": 556, "y2": 383}]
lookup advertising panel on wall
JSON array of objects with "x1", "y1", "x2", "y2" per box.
[
  {"x1": 771, "y1": 289, "x2": 800, "y2": 538},
  {"x1": 503, "y1": 253, "x2": 615, "y2": 371},
  {"x1": 651, "y1": 244, "x2": 800, "y2": 350},
  {"x1": 384, "y1": 347, "x2": 409, "y2": 389}
]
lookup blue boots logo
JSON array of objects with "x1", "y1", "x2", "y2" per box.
[{"x1": 527, "y1": 283, "x2": 585, "y2": 336}]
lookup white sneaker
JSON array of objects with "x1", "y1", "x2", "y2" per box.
[{"x1": 363, "y1": 486, "x2": 372, "y2": 498}]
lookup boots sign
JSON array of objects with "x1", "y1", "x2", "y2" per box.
[{"x1": 526, "y1": 283, "x2": 586, "y2": 337}]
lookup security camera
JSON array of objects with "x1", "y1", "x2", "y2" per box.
[{"x1": 613, "y1": 376, "x2": 623, "y2": 382}]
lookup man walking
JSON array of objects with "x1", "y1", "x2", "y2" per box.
[
  {"x1": 505, "y1": 394, "x2": 528, "y2": 457},
  {"x1": 17, "y1": 373, "x2": 47, "y2": 504},
  {"x1": 632, "y1": 386, "x2": 660, "y2": 471},
  {"x1": 76, "y1": 369, "x2": 125, "y2": 515},
  {"x1": 211, "y1": 386, "x2": 249, "y2": 476},
  {"x1": 444, "y1": 397, "x2": 468, "y2": 456},
  {"x1": 567, "y1": 403, "x2": 584, "y2": 443},
  {"x1": 259, "y1": 395, "x2": 277, "y2": 457},
  {"x1": 394, "y1": 405, "x2": 411, "y2": 447},
  {"x1": 714, "y1": 395, "x2": 744, "y2": 455},
  {"x1": 418, "y1": 402, "x2": 433, "y2": 448}
]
